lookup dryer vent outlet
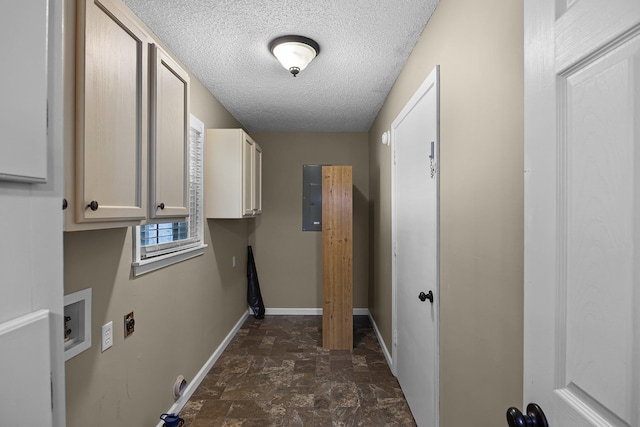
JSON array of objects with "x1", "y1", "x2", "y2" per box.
[{"x1": 173, "y1": 375, "x2": 187, "y2": 400}]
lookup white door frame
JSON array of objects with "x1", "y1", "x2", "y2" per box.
[{"x1": 391, "y1": 65, "x2": 440, "y2": 424}]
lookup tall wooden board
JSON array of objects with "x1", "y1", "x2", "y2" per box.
[{"x1": 322, "y1": 166, "x2": 353, "y2": 350}]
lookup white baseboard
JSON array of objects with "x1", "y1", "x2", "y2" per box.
[
  {"x1": 265, "y1": 307, "x2": 322, "y2": 315},
  {"x1": 368, "y1": 311, "x2": 393, "y2": 371},
  {"x1": 263, "y1": 307, "x2": 393, "y2": 370},
  {"x1": 156, "y1": 310, "x2": 249, "y2": 427},
  {"x1": 263, "y1": 307, "x2": 370, "y2": 316}
]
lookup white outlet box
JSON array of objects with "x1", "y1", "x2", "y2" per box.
[
  {"x1": 232, "y1": 256, "x2": 236, "y2": 267},
  {"x1": 101, "y1": 321, "x2": 113, "y2": 352}
]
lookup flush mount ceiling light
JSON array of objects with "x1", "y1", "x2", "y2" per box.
[{"x1": 269, "y1": 35, "x2": 320, "y2": 77}]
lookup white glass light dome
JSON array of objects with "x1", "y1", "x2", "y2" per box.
[{"x1": 269, "y1": 36, "x2": 320, "y2": 77}]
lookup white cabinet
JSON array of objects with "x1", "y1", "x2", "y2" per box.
[
  {"x1": 67, "y1": 0, "x2": 190, "y2": 230},
  {"x1": 73, "y1": 0, "x2": 149, "y2": 225},
  {"x1": 205, "y1": 129, "x2": 262, "y2": 218},
  {"x1": 149, "y1": 44, "x2": 190, "y2": 219}
]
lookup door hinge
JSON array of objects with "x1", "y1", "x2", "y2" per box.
[
  {"x1": 393, "y1": 242, "x2": 397, "y2": 257},
  {"x1": 393, "y1": 148, "x2": 397, "y2": 165},
  {"x1": 394, "y1": 329, "x2": 398, "y2": 346},
  {"x1": 429, "y1": 141, "x2": 436, "y2": 179}
]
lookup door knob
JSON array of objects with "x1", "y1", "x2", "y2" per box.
[
  {"x1": 418, "y1": 291, "x2": 433, "y2": 303},
  {"x1": 506, "y1": 403, "x2": 548, "y2": 427}
]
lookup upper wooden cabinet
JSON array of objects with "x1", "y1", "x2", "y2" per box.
[
  {"x1": 149, "y1": 44, "x2": 190, "y2": 219},
  {"x1": 206, "y1": 129, "x2": 263, "y2": 219},
  {"x1": 68, "y1": 0, "x2": 190, "y2": 230},
  {"x1": 74, "y1": 0, "x2": 149, "y2": 224}
]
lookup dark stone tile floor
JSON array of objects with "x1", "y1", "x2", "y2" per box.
[{"x1": 179, "y1": 315, "x2": 417, "y2": 427}]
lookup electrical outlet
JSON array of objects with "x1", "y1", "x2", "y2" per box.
[
  {"x1": 124, "y1": 312, "x2": 135, "y2": 337},
  {"x1": 101, "y1": 321, "x2": 113, "y2": 352},
  {"x1": 232, "y1": 256, "x2": 236, "y2": 267}
]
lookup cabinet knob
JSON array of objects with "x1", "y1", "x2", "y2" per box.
[
  {"x1": 87, "y1": 200, "x2": 99, "y2": 211},
  {"x1": 157, "y1": 203, "x2": 165, "y2": 210},
  {"x1": 62, "y1": 198, "x2": 68, "y2": 210}
]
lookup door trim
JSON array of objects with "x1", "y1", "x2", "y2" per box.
[{"x1": 390, "y1": 65, "x2": 440, "y2": 425}]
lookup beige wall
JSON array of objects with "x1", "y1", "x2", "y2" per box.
[
  {"x1": 249, "y1": 132, "x2": 369, "y2": 309},
  {"x1": 368, "y1": 0, "x2": 524, "y2": 426},
  {"x1": 64, "y1": 0, "x2": 523, "y2": 425},
  {"x1": 63, "y1": 1, "x2": 249, "y2": 426}
]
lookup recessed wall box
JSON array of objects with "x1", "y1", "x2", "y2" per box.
[
  {"x1": 124, "y1": 312, "x2": 135, "y2": 337},
  {"x1": 64, "y1": 288, "x2": 92, "y2": 361}
]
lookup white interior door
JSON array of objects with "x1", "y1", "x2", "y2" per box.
[
  {"x1": 0, "y1": 311, "x2": 52, "y2": 427},
  {"x1": 0, "y1": 0, "x2": 65, "y2": 426},
  {"x1": 392, "y1": 66, "x2": 439, "y2": 427},
  {"x1": 0, "y1": 0, "x2": 48, "y2": 182},
  {"x1": 523, "y1": 1, "x2": 640, "y2": 426}
]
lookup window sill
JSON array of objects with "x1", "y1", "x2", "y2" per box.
[{"x1": 132, "y1": 244, "x2": 207, "y2": 277}]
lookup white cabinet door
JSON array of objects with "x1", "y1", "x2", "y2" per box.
[
  {"x1": 242, "y1": 134, "x2": 254, "y2": 216},
  {"x1": 253, "y1": 143, "x2": 262, "y2": 214},
  {"x1": 523, "y1": 0, "x2": 640, "y2": 425},
  {"x1": 242, "y1": 136, "x2": 262, "y2": 216},
  {"x1": 0, "y1": 0, "x2": 48, "y2": 183},
  {"x1": 205, "y1": 129, "x2": 262, "y2": 218},
  {"x1": 76, "y1": 0, "x2": 148, "y2": 222},
  {"x1": 150, "y1": 44, "x2": 190, "y2": 219}
]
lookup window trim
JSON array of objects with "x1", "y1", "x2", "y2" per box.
[
  {"x1": 132, "y1": 243, "x2": 205, "y2": 276},
  {"x1": 132, "y1": 114, "x2": 207, "y2": 276}
]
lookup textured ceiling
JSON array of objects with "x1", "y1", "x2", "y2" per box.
[{"x1": 122, "y1": 0, "x2": 439, "y2": 132}]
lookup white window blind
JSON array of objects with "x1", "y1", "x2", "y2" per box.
[
  {"x1": 132, "y1": 114, "x2": 206, "y2": 275},
  {"x1": 188, "y1": 121, "x2": 204, "y2": 243}
]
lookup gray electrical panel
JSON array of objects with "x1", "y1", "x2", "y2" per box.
[{"x1": 302, "y1": 164, "x2": 324, "y2": 231}]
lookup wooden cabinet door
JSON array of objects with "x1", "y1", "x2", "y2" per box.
[
  {"x1": 149, "y1": 44, "x2": 190, "y2": 219},
  {"x1": 253, "y1": 143, "x2": 262, "y2": 214},
  {"x1": 76, "y1": 0, "x2": 148, "y2": 222},
  {"x1": 205, "y1": 129, "x2": 263, "y2": 219},
  {"x1": 242, "y1": 135, "x2": 255, "y2": 216}
]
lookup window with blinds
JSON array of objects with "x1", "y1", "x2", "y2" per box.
[
  {"x1": 140, "y1": 222, "x2": 188, "y2": 245},
  {"x1": 132, "y1": 114, "x2": 206, "y2": 274}
]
